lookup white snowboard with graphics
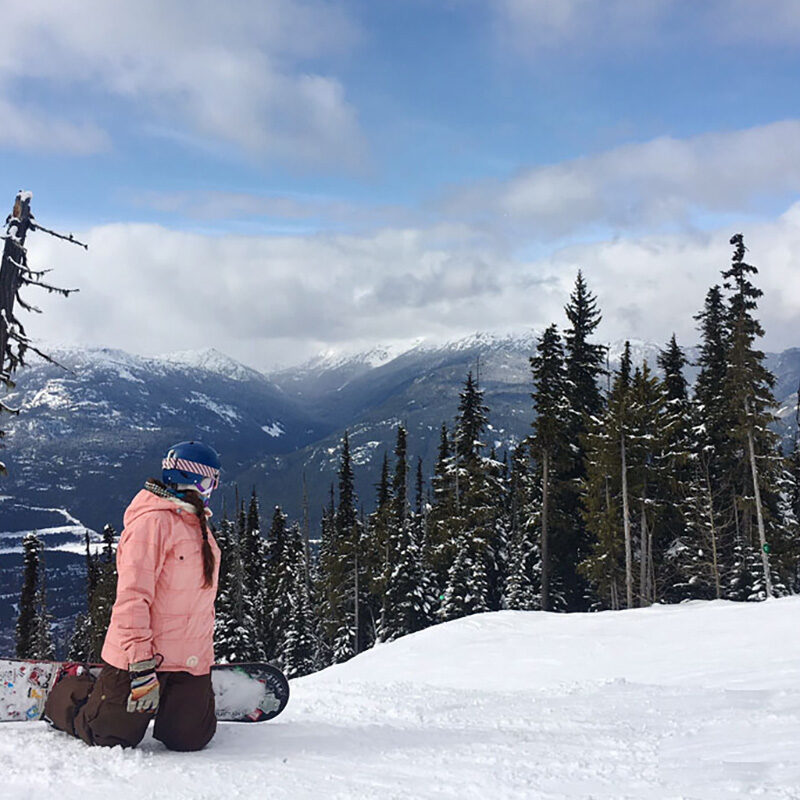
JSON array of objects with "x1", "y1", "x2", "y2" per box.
[{"x1": 0, "y1": 659, "x2": 289, "y2": 723}]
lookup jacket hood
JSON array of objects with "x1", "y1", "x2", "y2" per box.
[{"x1": 124, "y1": 488, "x2": 198, "y2": 528}]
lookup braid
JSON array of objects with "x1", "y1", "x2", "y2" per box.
[{"x1": 181, "y1": 490, "x2": 216, "y2": 588}]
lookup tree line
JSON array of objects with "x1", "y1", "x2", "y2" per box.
[{"x1": 15, "y1": 234, "x2": 800, "y2": 677}]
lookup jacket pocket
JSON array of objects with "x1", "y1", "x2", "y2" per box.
[{"x1": 162, "y1": 539, "x2": 203, "y2": 591}]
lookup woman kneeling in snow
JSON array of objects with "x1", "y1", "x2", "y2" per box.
[{"x1": 45, "y1": 441, "x2": 221, "y2": 751}]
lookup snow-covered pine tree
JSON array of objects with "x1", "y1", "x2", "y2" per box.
[
  {"x1": 424, "y1": 422, "x2": 458, "y2": 597},
  {"x1": 88, "y1": 523, "x2": 118, "y2": 658},
  {"x1": 363, "y1": 451, "x2": 391, "y2": 641},
  {"x1": 281, "y1": 522, "x2": 317, "y2": 677},
  {"x1": 579, "y1": 344, "x2": 632, "y2": 609},
  {"x1": 679, "y1": 285, "x2": 735, "y2": 599},
  {"x1": 626, "y1": 362, "x2": 667, "y2": 606},
  {"x1": 673, "y1": 469, "x2": 724, "y2": 601},
  {"x1": 530, "y1": 323, "x2": 571, "y2": 611},
  {"x1": 414, "y1": 456, "x2": 425, "y2": 541},
  {"x1": 67, "y1": 613, "x2": 92, "y2": 661},
  {"x1": 238, "y1": 488, "x2": 267, "y2": 652},
  {"x1": 213, "y1": 513, "x2": 238, "y2": 661},
  {"x1": 720, "y1": 234, "x2": 788, "y2": 599},
  {"x1": 15, "y1": 532, "x2": 44, "y2": 658},
  {"x1": 214, "y1": 510, "x2": 260, "y2": 662},
  {"x1": 786, "y1": 384, "x2": 800, "y2": 591},
  {"x1": 67, "y1": 528, "x2": 98, "y2": 660},
  {"x1": 263, "y1": 505, "x2": 292, "y2": 663},
  {"x1": 440, "y1": 531, "x2": 490, "y2": 621},
  {"x1": 561, "y1": 271, "x2": 607, "y2": 610},
  {"x1": 436, "y1": 372, "x2": 503, "y2": 617},
  {"x1": 312, "y1": 484, "x2": 337, "y2": 667},
  {"x1": 655, "y1": 335, "x2": 696, "y2": 603},
  {"x1": 505, "y1": 442, "x2": 542, "y2": 610},
  {"x1": 381, "y1": 425, "x2": 436, "y2": 640},
  {"x1": 32, "y1": 563, "x2": 55, "y2": 660},
  {"x1": 237, "y1": 498, "x2": 264, "y2": 659},
  {"x1": 458, "y1": 371, "x2": 501, "y2": 609},
  {"x1": 317, "y1": 432, "x2": 364, "y2": 662}
]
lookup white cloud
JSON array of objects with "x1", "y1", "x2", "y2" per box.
[
  {"x1": 0, "y1": 0, "x2": 364, "y2": 165},
  {"x1": 445, "y1": 121, "x2": 800, "y2": 238},
  {"x1": 20, "y1": 201, "x2": 800, "y2": 371},
  {"x1": 490, "y1": 0, "x2": 800, "y2": 54}
]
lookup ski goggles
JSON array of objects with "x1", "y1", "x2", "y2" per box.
[
  {"x1": 162, "y1": 457, "x2": 220, "y2": 492},
  {"x1": 194, "y1": 475, "x2": 218, "y2": 496}
]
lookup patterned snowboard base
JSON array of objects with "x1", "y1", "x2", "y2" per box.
[{"x1": 0, "y1": 659, "x2": 289, "y2": 724}]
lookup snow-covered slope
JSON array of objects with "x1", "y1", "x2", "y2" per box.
[{"x1": 4, "y1": 598, "x2": 800, "y2": 799}]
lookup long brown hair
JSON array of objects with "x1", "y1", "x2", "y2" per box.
[{"x1": 180, "y1": 489, "x2": 216, "y2": 588}]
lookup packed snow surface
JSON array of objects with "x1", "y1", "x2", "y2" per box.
[{"x1": 4, "y1": 598, "x2": 800, "y2": 799}]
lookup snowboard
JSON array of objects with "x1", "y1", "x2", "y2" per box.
[{"x1": 0, "y1": 659, "x2": 289, "y2": 724}]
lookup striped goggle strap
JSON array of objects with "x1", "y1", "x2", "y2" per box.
[{"x1": 162, "y1": 457, "x2": 220, "y2": 489}]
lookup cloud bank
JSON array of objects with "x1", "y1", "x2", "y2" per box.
[
  {"x1": 24, "y1": 200, "x2": 800, "y2": 371},
  {"x1": 0, "y1": 0, "x2": 363, "y2": 165},
  {"x1": 445, "y1": 121, "x2": 800, "y2": 238}
]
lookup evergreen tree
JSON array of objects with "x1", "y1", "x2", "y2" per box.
[
  {"x1": 425, "y1": 422, "x2": 458, "y2": 594},
  {"x1": 455, "y1": 371, "x2": 490, "y2": 463},
  {"x1": 414, "y1": 457, "x2": 425, "y2": 527},
  {"x1": 381, "y1": 425, "x2": 436, "y2": 640},
  {"x1": 720, "y1": 234, "x2": 787, "y2": 598},
  {"x1": 579, "y1": 344, "x2": 633, "y2": 609},
  {"x1": 440, "y1": 533, "x2": 490, "y2": 621},
  {"x1": 454, "y1": 372, "x2": 501, "y2": 611},
  {"x1": 564, "y1": 271, "x2": 606, "y2": 421},
  {"x1": 67, "y1": 613, "x2": 92, "y2": 661},
  {"x1": 264, "y1": 505, "x2": 292, "y2": 662},
  {"x1": 32, "y1": 563, "x2": 55, "y2": 660},
  {"x1": 678, "y1": 285, "x2": 734, "y2": 600},
  {"x1": 312, "y1": 485, "x2": 337, "y2": 667},
  {"x1": 281, "y1": 522, "x2": 317, "y2": 677},
  {"x1": 67, "y1": 529, "x2": 97, "y2": 660},
  {"x1": 89, "y1": 523, "x2": 118, "y2": 659},
  {"x1": 655, "y1": 335, "x2": 697, "y2": 602},
  {"x1": 237, "y1": 499, "x2": 264, "y2": 659},
  {"x1": 317, "y1": 432, "x2": 365, "y2": 662},
  {"x1": 214, "y1": 510, "x2": 260, "y2": 662},
  {"x1": 240, "y1": 489, "x2": 266, "y2": 643},
  {"x1": 626, "y1": 362, "x2": 667, "y2": 606},
  {"x1": 530, "y1": 323, "x2": 571, "y2": 610},
  {"x1": 15, "y1": 532, "x2": 44, "y2": 658},
  {"x1": 787, "y1": 385, "x2": 800, "y2": 591},
  {"x1": 214, "y1": 514, "x2": 240, "y2": 661},
  {"x1": 362, "y1": 451, "x2": 391, "y2": 641},
  {"x1": 561, "y1": 271, "x2": 607, "y2": 609},
  {"x1": 505, "y1": 443, "x2": 542, "y2": 610}
]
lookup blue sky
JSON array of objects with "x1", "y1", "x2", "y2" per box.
[{"x1": 3, "y1": 0, "x2": 800, "y2": 368}]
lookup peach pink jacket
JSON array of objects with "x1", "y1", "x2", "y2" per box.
[{"x1": 101, "y1": 489, "x2": 220, "y2": 676}]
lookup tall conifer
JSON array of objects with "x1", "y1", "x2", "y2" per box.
[
  {"x1": 530, "y1": 324, "x2": 570, "y2": 610},
  {"x1": 562, "y1": 271, "x2": 607, "y2": 609}
]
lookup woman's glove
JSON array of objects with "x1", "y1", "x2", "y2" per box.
[{"x1": 127, "y1": 658, "x2": 160, "y2": 714}]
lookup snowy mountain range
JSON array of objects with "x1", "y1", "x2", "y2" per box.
[{"x1": 1, "y1": 332, "x2": 800, "y2": 654}]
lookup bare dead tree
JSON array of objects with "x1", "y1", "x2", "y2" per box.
[{"x1": 0, "y1": 190, "x2": 86, "y2": 472}]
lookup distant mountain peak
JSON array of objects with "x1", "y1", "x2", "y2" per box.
[{"x1": 156, "y1": 347, "x2": 262, "y2": 382}]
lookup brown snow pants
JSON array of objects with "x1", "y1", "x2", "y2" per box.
[{"x1": 44, "y1": 664, "x2": 216, "y2": 751}]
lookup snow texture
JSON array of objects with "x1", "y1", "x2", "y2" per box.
[{"x1": 3, "y1": 597, "x2": 800, "y2": 798}]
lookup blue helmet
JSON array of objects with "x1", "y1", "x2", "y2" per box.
[{"x1": 162, "y1": 441, "x2": 221, "y2": 493}]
